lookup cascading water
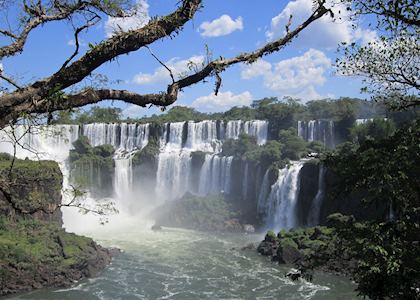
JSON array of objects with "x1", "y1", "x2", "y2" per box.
[
  {"x1": 198, "y1": 154, "x2": 234, "y2": 196},
  {"x1": 258, "y1": 162, "x2": 304, "y2": 231},
  {"x1": 0, "y1": 120, "x2": 268, "y2": 211},
  {"x1": 257, "y1": 169, "x2": 271, "y2": 215},
  {"x1": 225, "y1": 120, "x2": 268, "y2": 145},
  {"x1": 155, "y1": 120, "x2": 267, "y2": 201},
  {"x1": 307, "y1": 164, "x2": 326, "y2": 226},
  {"x1": 297, "y1": 120, "x2": 335, "y2": 148},
  {"x1": 242, "y1": 162, "x2": 249, "y2": 199}
]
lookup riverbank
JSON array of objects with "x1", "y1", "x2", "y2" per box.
[{"x1": 5, "y1": 225, "x2": 359, "y2": 299}]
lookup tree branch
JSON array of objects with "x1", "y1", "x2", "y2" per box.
[
  {"x1": 59, "y1": 15, "x2": 100, "y2": 71},
  {"x1": 0, "y1": 0, "x2": 132, "y2": 59},
  {"x1": 0, "y1": 0, "x2": 329, "y2": 128}
]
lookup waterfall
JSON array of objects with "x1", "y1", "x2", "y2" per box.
[
  {"x1": 258, "y1": 162, "x2": 304, "y2": 231},
  {"x1": 297, "y1": 120, "x2": 335, "y2": 148},
  {"x1": 155, "y1": 151, "x2": 192, "y2": 202},
  {"x1": 198, "y1": 154, "x2": 233, "y2": 196},
  {"x1": 257, "y1": 169, "x2": 270, "y2": 215},
  {"x1": 224, "y1": 120, "x2": 268, "y2": 145},
  {"x1": 161, "y1": 122, "x2": 185, "y2": 150},
  {"x1": 221, "y1": 156, "x2": 233, "y2": 194},
  {"x1": 83, "y1": 123, "x2": 149, "y2": 153},
  {"x1": 355, "y1": 118, "x2": 373, "y2": 125},
  {"x1": 185, "y1": 120, "x2": 220, "y2": 152},
  {"x1": 1, "y1": 119, "x2": 268, "y2": 215},
  {"x1": 307, "y1": 164, "x2": 326, "y2": 226},
  {"x1": 242, "y1": 162, "x2": 249, "y2": 199},
  {"x1": 114, "y1": 158, "x2": 133, "y2": 204}
]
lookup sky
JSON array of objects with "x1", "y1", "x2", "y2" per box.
[{"x1": 0, "y1": 0, "x2": 378, "y2": 118}]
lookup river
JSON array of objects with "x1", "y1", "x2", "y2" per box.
[{"x1": 6, "y1": 219, "x2": 359, "y2": 300}]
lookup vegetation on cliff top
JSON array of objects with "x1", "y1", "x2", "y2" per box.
[
  {"x1": 69, "y1": 136, "x2": 115, "y2": 197},
  {"x1": 0, "y1": 217, "x2": 111, "y2": 295}
]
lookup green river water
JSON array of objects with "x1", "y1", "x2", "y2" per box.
[{"x1": 6, "y1": 224, "x2": 359, "y2": 300}]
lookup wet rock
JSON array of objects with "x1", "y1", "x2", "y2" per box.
[
  {"x1": 241, "y1": 243, "x2": 257, "y2": 250},
  {"x1": 257, "y1": 231, "x2": 279, "y2": 258},
  {"x1": 151, "y1": 224, "x2": 162, "y2": 231}
]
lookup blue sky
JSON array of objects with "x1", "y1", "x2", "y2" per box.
[{"x1": 0, "y1": 0, "x2": 377, "y2": 118}]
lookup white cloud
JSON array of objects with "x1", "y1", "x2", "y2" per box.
[
  {"x1": 105, "y1": 0, "x2": 150, "y2": 38},
  {"x1": 191, "y1": 91, "x2": 253, "y2": 112},
  {"x1": 199, "y1": 15, "x2": 243, "y2": 37},
  {"x1": 132, "y1": 55, "x2": 204, "y2": 85},
  {"x1": 122, "y1": 104, "x2": 144, "y2": 118},
  {"x1": 0, "y1": 62, "x2": 3, "y2": 73},
  {"x1": 241, "y1": 49, "x2": 331, "y2": 101},
  {"x1": 241, "y1": 59, "x2": 272, "y2": 79},
  {"x1": 266, "y1": 0, "x2": 377, "y2": 49},
  {"x1": 354, "y1": 28, "x2": 378, "y2": 46}
]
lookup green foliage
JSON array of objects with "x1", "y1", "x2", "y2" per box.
[
  {"x1": 245, "y1": 140, "x2": 283, "y2": 168},
  {"x1": 277, "y1": 128, "x2": 306, "y2": 160},
  {"x1": 72, "y1": 136, "x2": 92, "y2": 155},
  {"x1": 221, "y1": 134, "x2": 258, "y2": 157},
  {"x1": 350, "y1": 119, "x2": 396, "y2": 143},
  {"x1": 306, "y1": 141, "x2": 325, "y2": 154},
  {"x1": 0, "y1": 218, "x2": 104, "y2": 282},
  {"x1": 69, "y1": 137, "x2": 114, "y2": 196},
  {"x1": 132, "y1": 138, "x2": 160, "y2": 166},
  {"x1": 0, "y1": 152, "x2": 13, "y2": 161},
  {"x1": 325, "y1": 120, "x2": 419, "y2": 215},
  {"x1": 337, "y1": 1, "x2": 419, "y2": 107},
  {"x1": 266, "y1": 230, "x2": 278, "y2": 241},
  {"x1": 135, "y1": 106, "x2": 207, "y2": 124},
  {"x1": 319, "y1": 120, "x2": 420, "y2": 299},
  {"x1": 93, "y1": 144, "x2": 115, "y2": 158},
  {"x1": 221, "y1": 106, "x2": 256, "y2": 121},
  {"x1": 0, "y1": 159, "x2": 61, "y2": 181},
  {"x1": 52, "y1": 106, "x2": 122, "y2": 124},
  {"x1": 326, "y1": 214, "x2": 420, "y2": 300}
]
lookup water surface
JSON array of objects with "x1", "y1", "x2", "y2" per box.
[{"x1": 7, "y1": 225, "x2": 359, "y2": 300}]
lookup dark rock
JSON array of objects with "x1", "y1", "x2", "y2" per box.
[
  {"x1": 241, "y1": 243, "x2": 257, "y2": 251},
  {"x1": 278, "y1": 244, "x2": 304, "y2": 264},
  {"x1": 151, "y1": 224, "x2": 162, "y2": 231},
  {"x1": 257, "y1": 233, "x2": 279, "y2": 258},
  {"x1": 286, "y1": 269, "x2": 302, "y2": 281}
]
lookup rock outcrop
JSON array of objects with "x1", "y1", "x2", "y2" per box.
[{"x1": 0, "y1": 157, "x2": 114, "y2": 296}]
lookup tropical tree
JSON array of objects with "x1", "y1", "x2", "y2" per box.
[{"x1": 336, "y1": 0, "x2": 419, "y2": 109}]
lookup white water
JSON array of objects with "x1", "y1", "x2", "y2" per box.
[
  {"x1": 307, "y1": 164, "x2": 326, "y2": 226},
  {"x1": 198, "y1": 154, "x2": 234, "y2": 196},
  {"x1": 258, "y1": 162, "x2": 304, "y2": 231},
  {"x1": 298, "y1": 120, "x2": 335, "y2": 148},
  {"x1": 156, "y1": 120, "x2": 267, "y2": 201}
]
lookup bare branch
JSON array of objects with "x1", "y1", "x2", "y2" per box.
[
  {"x1": 0, "y1": 0, "x2": 329, "y2": 128},
  {"x1": 145, "y1": 45, "x2": 175, "y2": 83},
  {"x1": 59, "y1": 15, "x2": 101, "y2": 71},
  {"x1": 0, "y1": 73, "x2": 21, "y2": 89},
  {"x1": 0, "y1": 0, "x2": 134, "y2": 59}
]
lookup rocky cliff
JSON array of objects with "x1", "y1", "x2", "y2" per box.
[{"x1": 0, "y1": 157, "x2": 113, "y2": 296}]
